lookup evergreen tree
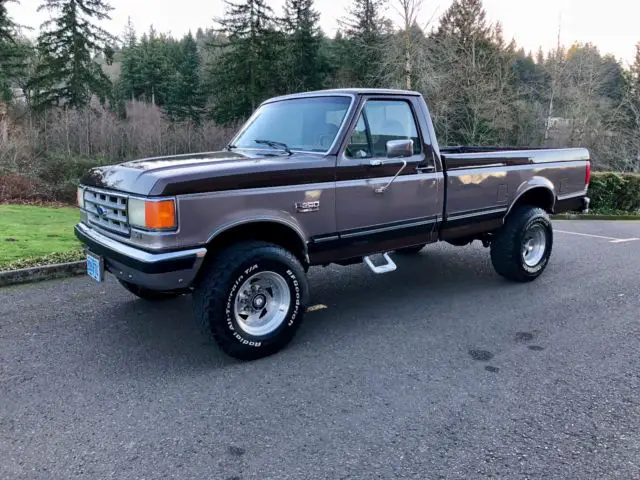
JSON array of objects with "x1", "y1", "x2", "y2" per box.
[
  {"x1": 119, "y1": 17, "x2": 142, "y2": 101},
  {"x1": 339, "y1": 0, "x2": 389, "y2": 87},
  {"x1": 207, "y1": 0, "x2": 282, "y2": 123},
  {"x1": 30, "y1": 0, "x2": 116, "y2": 109},
  {"x1": 0, "y1": 0, "x2": 18, "y2": 43},
  {"x1": 137, "y1": 27, "x2": 172, "y2": 105},
  {"x1": 629, "y1": 44, "x2": 640, "y2": 141},
  {"x1": 599, "y1": 54, "x2": 626, "y2": 103},
  {"x1": 434, "y1": 0, "x2": 491, "y2": 51},
  {"x1": 630, "y1": 44, "x2": 640, "y2": 103},
  {"x1": 0, "y1": 0, "x2": 29, "y2": 101},
  {"x1": 281, "y1": 0, "x2": 325, "y2": 92},
  {"x1": 119, "y1": 24, "x2": 199, "y2": 115},
  {"x1": 166, "y1": 32, "x2": 205, "y2": 122}
]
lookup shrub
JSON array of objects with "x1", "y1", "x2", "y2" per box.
[
  {"x1": 0, "y1": 101, "x2": 235, "y2": 203},
  {"x1": 588, "y1": 172, "x2": 640, "y2": 214},
  {"x1": 35, "y1": 154, "x2": 114, "y2": 203},
  {"x1": 0, "y1": 173, "x2": 42, "y2": 202}
]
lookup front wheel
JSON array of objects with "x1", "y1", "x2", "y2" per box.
[
  {"x1": 193, "y1": 241, "x2": 308, "y2": 360},
  {"x1": 490, "y1": 206, "x2": 553, "y2": 282}
]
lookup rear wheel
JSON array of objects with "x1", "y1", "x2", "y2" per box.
[
  {"x1": 395, "y1": 243, "x2": 427, "y2": 255},
  {"x1": 118, "y1": 279, "x2": 184, "y2": 301},
  {"x1": 490, "y1": 206, "x2": 553, "y2": 282},
  {"x1": 193, "y1": 241, "x2": 308, "y2": 360}
]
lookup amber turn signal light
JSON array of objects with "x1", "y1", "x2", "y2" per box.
[
  {"x1": 145, "y1": 200, "x2": 176, "y2": 230},
  {"x1": 128, "y1": 198, "x2": 177, "y2": 230}
]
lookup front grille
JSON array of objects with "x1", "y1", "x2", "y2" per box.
[{"x1": 84, "y1": 189, "x2": 130, "y2": 236}]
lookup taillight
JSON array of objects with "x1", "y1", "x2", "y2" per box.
[{"x1": 585, "y1": 161, "x2": 591, "y2": 186}]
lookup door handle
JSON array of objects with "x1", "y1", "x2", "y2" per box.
[{"x1": 416, "y1": 165, "x2": 435, "y2": 173}]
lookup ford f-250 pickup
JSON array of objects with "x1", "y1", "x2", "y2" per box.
[{"x1": 75, "y1": 88, "x2": 591, "y2": 359}]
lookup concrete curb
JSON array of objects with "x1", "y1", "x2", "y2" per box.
[
  {"x1": 0, "y1": 261, "x2": 86, "y2": 288},
  {"x1": 553, "y1": 214, "x2": 640, "y2": 221}
]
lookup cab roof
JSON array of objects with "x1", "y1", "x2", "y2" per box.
[{"x1": 264, "y1": 88, "x2": 422, "y2": 104}]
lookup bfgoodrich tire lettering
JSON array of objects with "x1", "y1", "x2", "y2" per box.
[
  {"x1": 490, "y1": 206, "x2": 553, "y2": 282},
  {"x1": 193, "y1": 241, "x2": 308, "y2": 360}
]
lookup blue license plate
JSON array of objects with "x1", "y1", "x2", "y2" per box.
[{"x1": 87, "y1": 253, "x2": 104, "y2": 282}]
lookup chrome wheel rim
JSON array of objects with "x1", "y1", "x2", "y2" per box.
[
  {"x1": 233, "y1": 271, "x2": 291, "y2": 336},
  {"x1": 522, "y1": 225, "x2": 547, "y2": 267}
]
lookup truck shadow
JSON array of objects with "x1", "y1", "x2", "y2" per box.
[
  {"x1": 84, "y1": 244, "x2": 534, "y2": 377},
  {"x1": 300, "y1": 245, "x2": 511, "y2": 336}
]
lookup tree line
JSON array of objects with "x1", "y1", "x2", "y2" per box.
[{"x1": 1, "y1": 0, "x2": 640, "y2": 174}]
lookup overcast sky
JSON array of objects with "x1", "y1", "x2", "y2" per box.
[{"x1": 9, "y1": 0, "x2": 639, "y2": 66}]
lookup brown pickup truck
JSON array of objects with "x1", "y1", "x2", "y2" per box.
[{"x1": 76, "y1": 88, "x2": 590, "y2": 359}]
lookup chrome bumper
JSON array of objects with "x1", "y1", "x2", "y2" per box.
[{"x1": 75, "y1": 223, "x2": 207, "y2": 291}]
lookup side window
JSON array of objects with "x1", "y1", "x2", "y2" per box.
[
  {"x1": 363, "y1": 100, "x2": 422, "y2": 157},
  {"x1": 345, "y1": 113, "x2": 372, "y2": 159}
]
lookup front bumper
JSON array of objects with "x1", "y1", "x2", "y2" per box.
[{"x1": 74, "y1": 223, "x2": 207, "y2": 291}]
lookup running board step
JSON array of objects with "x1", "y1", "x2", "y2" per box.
[{"x1": 364, "y1": 253, "x2": 397, "y2": 274}]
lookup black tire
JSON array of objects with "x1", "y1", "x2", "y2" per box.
[
  {"x1": 490, "y1": 206, "x2": 553, "y2": 282},
  {"x1": 118, "y1": 279, "x2": 184, "y2": 301},
  {"x1": 395, "y1": 243, "x2": 427, "y2": 255},
  {"x1": 193, "y1": 241, "x2": 308, "y2": 360}
]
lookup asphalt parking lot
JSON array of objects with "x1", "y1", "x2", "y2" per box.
[{"x1": 1, "y1": 220, "x2": 639, "y2": 480}]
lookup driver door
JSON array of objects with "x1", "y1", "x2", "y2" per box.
[{"x1": 335, "y1": 97, "x2": 442, "y2": 256}]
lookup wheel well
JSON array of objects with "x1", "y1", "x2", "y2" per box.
[
  {"x1": 511, "y1": 187, "x2": 554, "y2": 214},
  {"x1": 202, "y1": 221, "x2": 307, "y2": 269}
]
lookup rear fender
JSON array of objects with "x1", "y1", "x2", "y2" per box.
[{"x1": 507, "y1": 177, "x2": 556, "y2": 216}]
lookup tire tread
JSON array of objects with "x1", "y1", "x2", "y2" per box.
[
  {"x1": 193, "y1": 241, "x2": 307, "y2": 360},
  {"x1": 490, "y1": 206, "x2": 552, "y2": 282}
]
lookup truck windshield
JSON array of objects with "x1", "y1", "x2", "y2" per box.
[{"x1": 234, "y1": 96, "x2": 352, "y2": 153}]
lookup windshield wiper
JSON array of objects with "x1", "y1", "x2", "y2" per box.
[{"x1": 255, "y1": 139, "x2": 292, "y2": 156}]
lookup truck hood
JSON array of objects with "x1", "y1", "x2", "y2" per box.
[{"x1": 80, "y1": 150, "x2": 336, "y2": 196}]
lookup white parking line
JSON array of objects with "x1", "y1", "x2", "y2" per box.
[{"x1": 555, "y1": 229, "x2": 640, "y2": 244}]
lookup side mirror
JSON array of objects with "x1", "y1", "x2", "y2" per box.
[{"x1": 386, "y1": 139, "x2": 413, "y2": 158}]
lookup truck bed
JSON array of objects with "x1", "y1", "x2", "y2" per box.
[
  {"x1": 440, "y1": 146, "x2": 547, "y2": 154},
  {"x1": 438, "y1": 146, "x2": 590, "y2": 241},
  {"x1": 440, "y1": 146, "x2": 589, "y2": 170}
]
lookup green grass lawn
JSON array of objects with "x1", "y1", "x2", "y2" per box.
[{"x1": 0, "y1": 205, "x2": 83, "y2": 270}]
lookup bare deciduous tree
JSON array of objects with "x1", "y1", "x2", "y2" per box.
[{"x1": 391, "y1": 0, "x2": 423, "y2": 89}]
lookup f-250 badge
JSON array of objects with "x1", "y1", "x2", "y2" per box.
[{"x1": 294, "y1": 201, "x2": 320, "y2": 213}]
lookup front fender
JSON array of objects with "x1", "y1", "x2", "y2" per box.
[{"x1": 206, "y1": 208, "x2": 308, "y2": 245}]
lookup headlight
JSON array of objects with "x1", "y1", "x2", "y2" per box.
[
  {"x1": 77, "y1": 187, "x2": 85, "y2": 209},
  {"x1": 128, "y1": 198, "x2": 177, "y2": 230}
]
